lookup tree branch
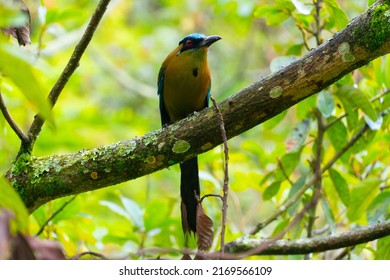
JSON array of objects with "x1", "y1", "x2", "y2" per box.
[
  {"x1": 0, "y1": 91, "x2": 29, "y2": 143},
  {"x1": 4, "y1": 0, "x2": 390, "y2": 212},
  {"x1": 21, "y1": 0, "x2": 112, "y2": 154},
  {"x1": 224, "y1": 220, "x2": 390, "y2": 256}
]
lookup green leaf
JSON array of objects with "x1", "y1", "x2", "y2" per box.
[
  {"x1": 376, "y1": 236, "x2": 390, "y2": 260},
  {"x1": 263, "y1": 181, "x2": 281, "y2": 200},
  {"x1": 285, "y1": 119, "x2": 310, "y2": 153},
  {"x1": 347, "y1": 178, "x2": 381, "y2": 222},
  {"x1": 121, "y1": 196, "x2": 144, "y2": 231},
  {"x1": 324, "y1": 0, "x2": 349, "y2": 30},
  {"x1": 275, "y1": 151, "x2": 301, "y2": 181},
  {"x1": 144, "y1": 199, "x2": 170, "y2": 231},
  {"x1": 263, "y1": 110, "x2": 287, "y2": 129},
  {"x1": 286, "y1": 43, "x2": 304, "y2": 55},
  {"x1": 367, "y1": 191, "x2": 390, "y2": 224},
  {"x1": 253, "y1": 1, "x2": 294, "y2": 25},
  {"x1": 317, "y1": 91, "x2": 334, "y2": 118},
  {"x1": 337, "y1": 86, "x2": 377, "y2": 122},
  {"x1": 272, "y1": 218, "x2": 290, "y2": 236},
  {"x1": 328, "y1": 168, "x2": 350, "y2": 207},
  {"x1": 100, "y1": 200, "x2": 130, "y2": 220},
  {"x1": 287, "y1": 175, "x2": 307, "y2": 216},
  {"x1": 351, "y1": 120, "x2": 377, "y2": 153},
  {"x1": 321, "y1": 198, "x2": 335, "y2": 233},
  {"x1": 291, "y1": 0, "x2": 311, "y2": 15},
  {"x1": 0, "y1": 177, "x2": 29, "y2": 233},
  {"x1": 327, "y1": 116, "x2": 349, "y2": 162},
  {"x1": 0, "y1": 45, "x2": 54, "y2": 126},
  {"x1": 296, "y1": 94, "x2": 316, "y2": 119},
  {"x1": 335, "y1": 93, "x2": 358, "y2": 131}
]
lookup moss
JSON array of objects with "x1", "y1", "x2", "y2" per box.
[
  {"x1": 9, "y1": 153, "x2": 31, "y2": 176},
  {"x1": 353, "y1": 2, "x2": 390, "y2": 51}
]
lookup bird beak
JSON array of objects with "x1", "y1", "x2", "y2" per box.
[{"x1": 199, "y1": 35, "x2": 222, "y2": 48}]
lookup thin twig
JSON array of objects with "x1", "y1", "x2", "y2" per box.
[
  {"x1": 305, "y1": 109, "x2": 325, "y2": 259},
  {"x1": 36, "y1": 195, "x2": 77, "y2": 236},
  {"x1": 199, "y1": 193, "x2": 223, "y2": 204},
  {"x1": 22, "y1": 0, "x2": 112, "y2": 154},
  {"x1": 296, "y1": 23, "x2": 311, "y2": 51},
  {"x1": 277, "y1": 158, "x2": 294, "y2": 185},
  {"x1": 313, "y1": 0, "x2": 322, "y2": 46},
  {"x1": 210, "y1": 96, "x2": 229, "y2": 255},
  {"x1": 0, "y1": 90, "x2": 29, "y2": 143}
]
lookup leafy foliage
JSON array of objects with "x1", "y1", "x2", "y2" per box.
[{"x1": 0, "y1": 0, "x2": 389, "y2": 259}]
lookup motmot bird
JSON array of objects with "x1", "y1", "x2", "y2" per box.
[{"x1": 158, "y1": 33, "x2": 221, "y2": 236}]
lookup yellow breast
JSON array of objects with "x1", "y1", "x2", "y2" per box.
[{"x1": 162, "y1": 46, "x2": 211, "y2": 122}]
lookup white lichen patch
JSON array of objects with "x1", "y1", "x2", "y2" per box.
[
  {"x1": 338, "y1": 42, "x2": 355, "y2": 62},
  {"x1": 269, "y1": 86, "x2": 283, "y2": 98},
  {"x1": 172, "y1": 140, "x2": 190, "y2": 154},
  {"x1": 158, "y1": 142, "x2": 165, "y2": 151}
]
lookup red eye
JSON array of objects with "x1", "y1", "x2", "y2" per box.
[{"x1": 185, "y1": 40, "x2": 193, "y2": 47}]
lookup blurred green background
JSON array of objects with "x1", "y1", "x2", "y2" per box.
[{"x1": 1, "y1": 0, "x2": 389, "y2": 259}]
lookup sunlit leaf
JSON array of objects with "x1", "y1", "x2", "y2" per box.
[
  {"x1": 317, "y1": 91, "x2": 334, "y2": 118},
  {"x1": 0, "y1": 45, "x2": 54, "y2": 126},
  {"x1": 327, "y1": 116, "x2": 349, "y2": 162},
  {"x1": 376, "y1": 236, "x2": 390, "y2": 260},
  {"x1": 321, "y1": 198, "x2": 335, "y2": 233},
  {"x1": 120, "y1": 196, "x2": 144, "y2": 231},
  {"x1": 338, "y1": 93, "x2": 358, "y2": 131},
  {"x1": 286, "y1": 43, "x2": 304, "y2": 55},
  {"x1": 272, "y1": 218, "x2": 290, "y2": 236},
  {"x1": 296, "y1": 95, "x2": 316, "y2": 119},
  {"x1": 367, "y1": 191, "x2": 390, "y2": 225},
  {"x1": 263, "y1": 110, "x2": 287, "y2": 129},
  {"x1": 347, "y1": 178, "x2": 381, "y2": 222},
  {"x1": 99, "y1": 200, "x2": 130, "y2": 221},
  {"x1": 253, "y1": 1, "x2": 294, "y2": 25},
  {"x1": 285, "y1": 119, "x2": 310, "y2": 153},
  {"x1": 324, "y1": 0, "x2": 349, "y2": 30},
  {"x1": 291, "y1": 0, "x2": 311, "y2": 15},
  {"x1": 328, "y1": 168, "x2": 350, "y2": 207},
  {"x1": 337, "y1": 86, "x2": 377, "y2": 122},
  {"x1": 144, "y1": 199, "x2": 169, "y2": 231},
  {"x1": 263, "y1": 181, "x2": 281, "y2": 200},
  {"x1": 364, "y1": 114, "x2": 382, "y2": 130},
  {"x1": 0, "y1": 176, "x2": 29, "y2": 233},
  {"x1": 287, "y1": 175, "x2": 307, "y2": 216}
]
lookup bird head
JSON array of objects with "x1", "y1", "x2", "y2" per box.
[{"x1": 177, "y1": 33, "x2": 221, "y2": 55}]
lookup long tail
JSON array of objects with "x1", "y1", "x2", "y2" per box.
[{"x1": 180, "y1": 157, "x2": 200, "y2": 234}]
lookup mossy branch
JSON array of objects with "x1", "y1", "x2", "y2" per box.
[
  {"x1": 222, "y1": 220, "x2": 390, "y2": 257},
  {"x1": 4, "y1": 0, "x2": 390, "y2": 212}
]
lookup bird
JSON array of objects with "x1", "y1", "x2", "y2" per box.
[{"x1": 157, "y1": 33, "x2": 221, "y2": 242}]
